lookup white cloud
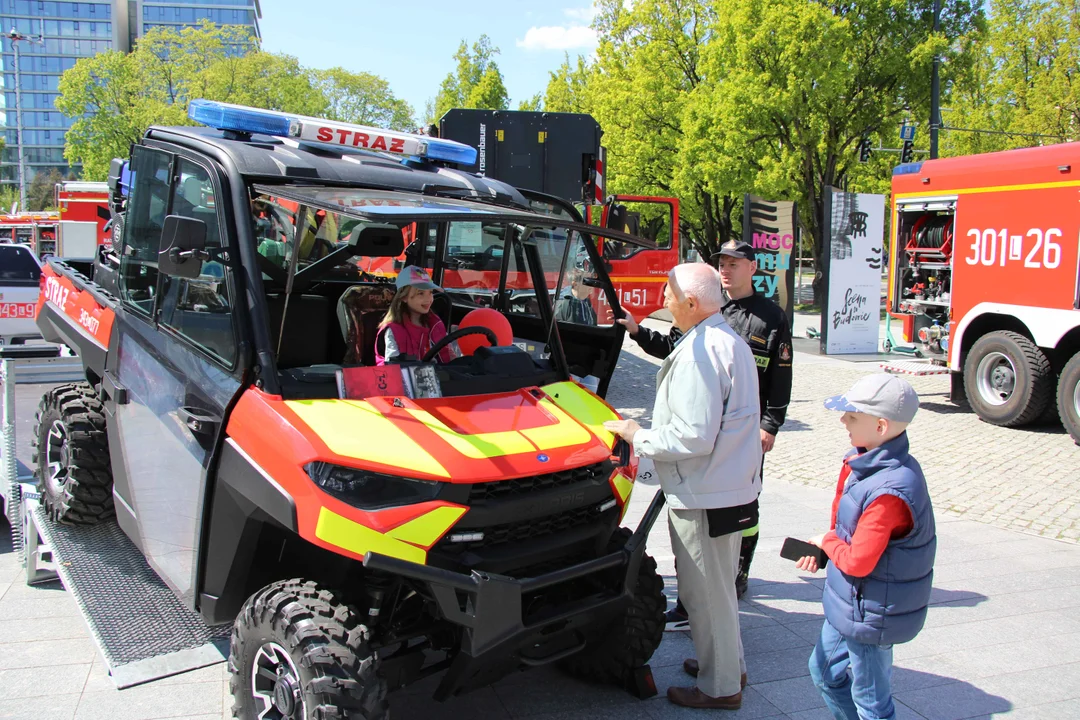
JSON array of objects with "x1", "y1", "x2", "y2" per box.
[{"x1": 516, "y1": 25, "x2": 598, "y2": 51}]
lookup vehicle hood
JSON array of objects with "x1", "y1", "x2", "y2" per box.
[{"x1": 283, "y1": 381, "x2": 621, "y2": 482}]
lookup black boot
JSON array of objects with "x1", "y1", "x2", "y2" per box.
[{"x1": 736, "y1": 531, "x2": 759, "y2": 599}]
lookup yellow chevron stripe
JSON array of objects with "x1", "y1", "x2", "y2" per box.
[{"x1": 286, "y1": 400, "x2": 449, "y2": 478}]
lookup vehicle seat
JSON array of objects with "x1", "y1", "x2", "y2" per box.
[
  {"x1": 336, "y1": 285, "x2": 396, "y2": 365},
  {"x1": 266, "y1": 294, "x2": 331, "y2": 369}
]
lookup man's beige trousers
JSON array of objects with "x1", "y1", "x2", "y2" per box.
[{"x1": 669, "y1": 507, "x2": 746, "y2": 698}]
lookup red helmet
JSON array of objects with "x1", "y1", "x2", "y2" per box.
[{"x1": 457, "y1": 308, "x2": 513, "y2": 356}]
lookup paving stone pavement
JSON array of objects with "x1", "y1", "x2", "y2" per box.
[
  {"x1": 1, "y1": 324, "x2": 1078, "y2": 718},
  {"x1": 612, "y1": 317, "x2": 1080, "y2": 544}
]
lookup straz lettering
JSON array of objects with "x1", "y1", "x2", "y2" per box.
[
  {"x1": 314, "y1": 127, "x2": 406, "y2": 153},
  {"x1": 832, "y1": 287, "x2": 871, "y2": 329},
  {"x1": 78, "y1": 309, "x2": 100, "y2": 335},
  {"x1": 44, "y1": 275, "x2": 71, "y2": 311}
]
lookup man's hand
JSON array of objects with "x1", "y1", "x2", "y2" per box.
[
  {"x1": 615, "y1": 310, "x2": 640, "y2": 336},
  {"x1": 603, "y1": 419, "x2": 642, "y2": 445},
  {"x1": 761, "y1": 429, "x2": 776, "y2": 453},
  {"x1": 795, "y1": 533, "x2": 827, "y2": 574}
]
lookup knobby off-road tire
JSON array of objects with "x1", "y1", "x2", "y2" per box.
[
  {"x1": 230, "y1": 579, "x2": 389, "y2": 720},
  {"x1": 560, "y1": 528, "x2": 666, "y2": 684},
  {"x1": 963, "y1": 331, "x2": 1053, "y2": 427},
  {"x1": 1058, "y1": 352, "x2": 1080, "y2": 446},
  {"x1": 31, "y1": 382, "x2": 114, "y2": 525}
]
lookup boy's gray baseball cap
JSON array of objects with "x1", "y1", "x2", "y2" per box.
[{"x1": 824, "y1": 373, "x2": 919, "y2": 423}]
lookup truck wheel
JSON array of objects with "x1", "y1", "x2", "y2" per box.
[
  {"x1": 31, "y1": 382, "x2": 114, "y2": 525},
  {"x1": 1058, "y1": 353, "x2": 1080, "y2": 445},
  {"x1": 560, "y1": 528, "x2": 665, "y2": 684},
  {"x1": 963, "y1": 331, "x2": 1053, "y2": 427},
  {"x1": 229, "y1": 579, "x2": 388, "y2": 720}
]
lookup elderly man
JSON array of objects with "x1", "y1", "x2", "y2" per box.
[{"x1": 606, "y1": 263, "x2": 762, "y2": 710}]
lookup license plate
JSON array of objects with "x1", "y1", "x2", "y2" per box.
[{"x1": 0, "y1": 302, "x2": 36, "y2": 319}]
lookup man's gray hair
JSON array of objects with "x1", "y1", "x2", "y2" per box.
[{"x1": 669, "y1": 262, "x2": 724, "y2": 311}]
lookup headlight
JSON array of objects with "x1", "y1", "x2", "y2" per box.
[{"x1": 305, "y1": 462, "x2": 440, "y2": 511}]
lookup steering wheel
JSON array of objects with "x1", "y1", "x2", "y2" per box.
[{"x1": 423, "y1": 326, "x2": 498, "y2": 363}]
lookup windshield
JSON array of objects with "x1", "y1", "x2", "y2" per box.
[
  {"x1": 0, "y1": 245, "x2": 41, "y2": 285},
  {"x1": 434, "y1": 222, "x2": 609, "y2": 331},
  {"x1": 248, "y1": 185, "x2": 638, "y2": 401}
]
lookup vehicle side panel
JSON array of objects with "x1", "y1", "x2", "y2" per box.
[
  {"x1": 35, "y1": 261, "x2": 117, "y2": 378},
  {"x1": 198, "y1": 439, "x2": 298, "y2": 624}
]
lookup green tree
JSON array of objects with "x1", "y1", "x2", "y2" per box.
[
  {"x1": 590, "y1": 0, "x2": 736, "y2": 263},
  {"x1": 56, "y1": 49, "x2": 162, "y2": 180},
  {"x1": 518, "y1": 94, "x2": 543, "y2": 111},
  {"x1": 544, "y1": 54, "x2": 592, "y2": 114},
  {"x1": 432, "y1": 36, "x2": 509, "y2": 121},
  {"x1": 312, "y1": 67, "x2": 415, "y2": 130},
  {"x1": 27, "y1": 168, "x2": 65, "y2": 211},
  {"x1": 946, "y1": 0, "x2": 1079, "y2": 155},
  {"x1": 687, "y1": 0, "x2": 982, "y2": 301},
  {"x1": 207, "y1": 51, "x2": 326, "y2": 117},
  {"x1": 0, "y1": 184, "x2": 18, "y2": 214},
  {"x1": 57, "y1": 21, "x2": 396, "y2": 179}
]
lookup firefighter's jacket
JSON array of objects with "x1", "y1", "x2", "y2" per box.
[{"x1": 632, "y1": 292, "x2": 793, "y2": 435}]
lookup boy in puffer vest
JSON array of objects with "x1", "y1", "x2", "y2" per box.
[{"x1": 795, "y1": 373, "x2": 936, "y2": 720}]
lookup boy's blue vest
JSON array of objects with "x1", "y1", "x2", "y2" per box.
[{"x1": 823, "y1": 432, "x2": 936, "y2": 645}]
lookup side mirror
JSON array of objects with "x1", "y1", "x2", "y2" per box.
[
  {"x1": 158, "y1": 215, "x2": 207, "y2": 280},
  {"x1": 107, "y1": 158, "x2": 124, "y2": 195},
  {"x1": 605, "y1": 202, "x2": 628, "y2": 232},
  {"x1": 107, "y1": 158, "x2": 130, "y2": 213}
]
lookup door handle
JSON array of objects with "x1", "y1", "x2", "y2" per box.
[{"x1": 178, "y1": 406, "x2": 220, "y2": 437}]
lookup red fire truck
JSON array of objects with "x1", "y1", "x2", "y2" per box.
[
  {"x1": 55, "y1": 181, "x2": 111, "y2": 247},
  {"x1": 0, "y1": 212, "x2": 58, "y2": 257},
  {"x1": 888, "y1": 142, "x2": 1080, "y2": 443}
]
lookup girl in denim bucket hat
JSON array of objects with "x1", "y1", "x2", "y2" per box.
[{"x1": 375, "y1": 266, "x2": 458, "y2": 365}]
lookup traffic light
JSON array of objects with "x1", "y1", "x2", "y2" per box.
[
  {"x1": 859, "y1": 138, "x2": 872, "y2": 163},
  {"x1": 901, "y1": 140, "x2": 914, "y2": 164}
]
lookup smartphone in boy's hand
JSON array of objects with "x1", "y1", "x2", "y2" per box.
[{"x1": 781, "y1": 537, "x2": 828, "y2": 571}]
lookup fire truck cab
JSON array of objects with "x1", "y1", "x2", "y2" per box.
[{"x1": 889, "y1": 143, "x2": 1080, "y2": 443}]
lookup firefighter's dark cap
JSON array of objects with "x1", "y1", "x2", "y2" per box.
[{"x1": 713, "y1": 240, "x2": 756, "y2": 262}]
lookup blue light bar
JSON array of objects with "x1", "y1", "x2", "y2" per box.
[
  {"x1": 418, "y1": 137, "x2": 478, "y2": 166},
  {"x1": 892, "y1": 162, "x2": 924, "y2": 176},
  {"x1": 186, "y1": 98, "x2": 479, "y2": 166},
  {"x1": 188, "y1": 99, "x2": 295, "y2": 137}
]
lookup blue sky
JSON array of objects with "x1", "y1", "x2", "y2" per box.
[{"x1": 258, "y1": 1, "x2": 599, "y2": 123}]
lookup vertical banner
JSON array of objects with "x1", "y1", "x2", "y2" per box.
[
  {"x1": 742, "y1": 195, "x2": 797, "y2": 328},
  {"x1": 821, "y1": 189, "x2": 885, "y2": 354}
]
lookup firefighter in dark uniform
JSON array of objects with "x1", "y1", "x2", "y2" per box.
[{"x1": 618, "y1": 240, "x2": 793, "y2": 626}]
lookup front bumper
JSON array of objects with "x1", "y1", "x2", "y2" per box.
[{"x1": 363, "y1": 488, "x2": 666, "y2": 700}]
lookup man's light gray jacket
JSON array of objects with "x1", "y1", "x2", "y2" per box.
[{"x1": 633, "y1": 313, "x2": 763, "y2": 510}]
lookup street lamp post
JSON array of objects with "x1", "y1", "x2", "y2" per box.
[
  {"x1": 930, "y1": 0, "x2": 942, "y2": 159},
  {"x1": 2, "y1": 28, "x2": 43, "y2": 212}
]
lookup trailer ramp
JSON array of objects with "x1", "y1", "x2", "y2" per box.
[{"x1": 25, "y1": 502, "x2": 229, "y2": 689}]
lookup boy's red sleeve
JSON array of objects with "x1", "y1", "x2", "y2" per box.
[{"x1": 821, "y1": 496, "x2": 913, "y2": 577}]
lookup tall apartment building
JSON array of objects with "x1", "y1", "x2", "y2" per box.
[{"x1": 0, "y1": 0, "x2": 261, "y2": 187}]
